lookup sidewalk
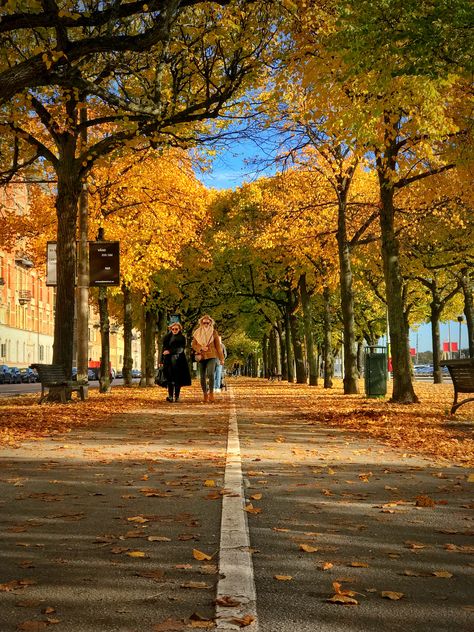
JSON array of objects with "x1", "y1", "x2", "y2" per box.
[{"x1": 0, "y1": 380, "x2": 472, "y2": 631}]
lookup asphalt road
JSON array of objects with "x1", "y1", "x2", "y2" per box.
[
  {"x1": 0, "y1": 381, "x2": 470, "y2": 632},
  {"x1": 0, "y1": 378, "x2": 141, "y2": 398}
]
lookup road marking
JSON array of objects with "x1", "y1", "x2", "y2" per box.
[{"x1": 216, "y1": 387, "x2": 258, "y2": 631}]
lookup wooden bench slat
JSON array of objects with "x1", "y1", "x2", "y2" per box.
[
  {"x1": 30, "y1": 364, "x2": 86, "y2": 404},
  {"x1": 440, "y1": 359, "x2": 474, "y2": 414}
]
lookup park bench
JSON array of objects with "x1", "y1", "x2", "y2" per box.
[
  {"x1": 31, "y1": 363, "x2": 87, "y2": 404},
  {"x1": 440, "y1": 358, "x2": 474, "y2": 414}
]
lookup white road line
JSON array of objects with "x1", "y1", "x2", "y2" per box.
[{"x1": 216, "y1": 387, "x2": 258, "y2": 631}]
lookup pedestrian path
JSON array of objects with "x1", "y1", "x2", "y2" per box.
[{"x1": 0, "y1": 381, "x2": 472, "y2": 631}]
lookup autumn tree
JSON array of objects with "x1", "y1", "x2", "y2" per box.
[{"x1": 0, "y1": 1, "x2": 283, "y2": 377}]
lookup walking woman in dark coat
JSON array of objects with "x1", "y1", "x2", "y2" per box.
[{"x1": 161, "y1": 322, "x2": 191, "y2": 402}]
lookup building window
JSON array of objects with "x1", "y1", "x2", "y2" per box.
[
  {"x1": 39, "y1": 345, "x2": 44, "y2": 361},
  {"x1": 0, "y1": 342, "x2": 6, "y2": 358}
]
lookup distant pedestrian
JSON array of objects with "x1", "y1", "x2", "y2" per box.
[
  {"x1": 191, "y1": 315, "x2": 225, "y2": 403},
  {"x1": 160, "y1": 322, "x2": 191, "y2": 402},
  {"x1": 214, "y1": 336, "x2": 227, "y2": 392}
]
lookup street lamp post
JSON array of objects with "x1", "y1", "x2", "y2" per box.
[{"x1": 457, "y1": 315, "x2": 464, "y2": 359}]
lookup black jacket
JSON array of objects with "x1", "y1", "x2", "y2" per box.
[{"x1": 161, "y1": 332, "x2": 191, "y2": 386}]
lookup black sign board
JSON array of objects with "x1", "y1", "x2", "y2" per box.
[{"x1": 89, "y1": 241, "x2": 120, "y2": 286}]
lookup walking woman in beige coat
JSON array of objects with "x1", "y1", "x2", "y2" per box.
[{"x1": 191, "y1": 315, "x2": 225, "y2": 402}]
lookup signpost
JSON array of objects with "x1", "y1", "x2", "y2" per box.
[{"x1": 89, "y1": 241, "x2": 120, "y2": 287}]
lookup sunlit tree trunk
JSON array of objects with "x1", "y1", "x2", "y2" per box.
[
  {"x1": 336, "y1": 181, "x2": 359, "y2": 394},
  {"x1": 299, "y1": 274, "x2": 318, "y2": 386},
  {"x1": 144, "y1": 307, "x2": 156, "y2": 387},
  {"x1": 277, "y1": 321, "x2": 287, "y2": 380},
  {"x1": 323, "y1": 286, "x2": 333, "y2": 389},
  {"x1": 284, "y1": 309, "x2": 295, "y2": 383},
  {"x1": 122, "y1": 283, "x2": 133, "y2": 387},
  {"x1": 377, "y1": 149, "x2": 418, "y2": 403},
  {"x1": 290, "y1": 311, "x2": 306, "y2": 384}
]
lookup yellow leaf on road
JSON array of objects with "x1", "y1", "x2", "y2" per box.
[
  {"x1": 274, "y1": 575, "x2": 292, "y2": 581},
  {"x1": 127, "y1": 551, "x2": 146, "y2": 558},
  {"x1": 193, "y1": 549, "x2": 213, "y2": 561},
  {"x1": 327, "y1": 595, "x2": 358, "y2": 605},
  {"x1": 299, "y1": 544, "x2": 318, "y2": 553},
  {"x1": 432, "y1": 571, "x2": 453, "y2": 578},
  {"x1": 250, "y1": 493, "x2": 262, "y2": 500},
  {"x1": 204, "y1": 480, "x2": 215, "y2": 487}
]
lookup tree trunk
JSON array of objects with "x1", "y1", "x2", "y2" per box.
[
  {"x1": 52, "y1": 165, "x2": 81, "y2": 377},
  {"x1": 336, "y1": 192, "x2": 359, "y2": 394},
  {"x1": 357, "y1": 340, "x2": 364, "y2": 377},
  {"x1": 290, "y1": 311, "x2": 307, "y2": 384},
  {"x1": 323, "y1": 286, "x2": 333, "y2": 389},
  {"x1": 262, "y1": 333, "x2": 268, "y2": 378},
  {"x1": 277, "y1": 321, "x2": 287, "y2": 380},
  {"x1": 98, "y1": 286, "x2": 111, "y2": 393},
  {"x1": 284, "y1": 309, "x2": 295, "y2": 383},
  {"x1": 139, "y1": 304, "x2": 146, "y2": 387},
  {"x1": 76, "y1": 107, "x2": 89, "y2": 385},
  {"x1": 299, "y1": 274, "x2": 318, "y2": 386},
  {"x1": 377, "y1": 172, "x2": 418, "y2": 403},
  {"x1": 430, "y1": 290, "x2": 443, "y2": 384},
  {"x1": 461, "y1": 269, "x2": 474, "y2": 357},
  {"x1": 144, "y1": 307, "x2": 156, "y2": 386},
  {"x1": 122, "y1": 283, "x2": 133, "y2": 387}
]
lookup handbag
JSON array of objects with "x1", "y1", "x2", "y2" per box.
[{"x1": 155, "y1": 366, "x2": 168, "y2": 387}]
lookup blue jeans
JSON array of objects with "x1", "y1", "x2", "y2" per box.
[
  {"x1": 199, "y1": 358, "x2": 218, "y2": 393},
  {"x1": 214, "y1": 362, "x2": 223, "y2": 390}
]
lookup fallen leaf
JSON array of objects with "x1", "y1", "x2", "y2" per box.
[
  {"x1": 432, "y1": 571, "x2": 453, "y2": 578},
  {"x1": 321, "y1": 562, "x2": 333, "y2": 571},
  {"x1": 415, "y1": 495, "x2": 436, "y2": 507},
  {"x1": 193, "y1": 549, "x2": 213, "y2": 561},
  {"x1": 148, "y1": 536, "x2": 171, "y2": 542},
  {"x1": 299, "y1": 544, "x2": 318, "y2": 553},
  {"x1": 127, "y1": 516, "x2": 149, "y2": 523},
  {"x1": 250, "y1": 493, "x2": 262, "y2": 500},
  {"x1": 244, "y1": 503, "x2": 261, "y2": 514},
  {"x1": 127, "y1": 551, "x2": 147, "y2": 558},
  {"x1": 204, "y1": 480, "x2": 215, "y2": 487},
  {"x1": 180, "y1": 581, "x2": 212, "y2": 589},
  {"x1": 215, "y1": 596, "x2": 241, "y2": 607},
  {"x1": 230, "y1": 615, "x2": 255, "y2": 627},
  {"x1": 349, "y1": 562, "x2": 369, "y2": 568},
  {"x1": 274, "y1": 575, "x2": 292, "y2": 581},
  {"x1": 327, "y1": 595, "x2": 359, "y2": 605},
  {"x1": 381, "y1": 591, "x2": 404, "y2": 600}
]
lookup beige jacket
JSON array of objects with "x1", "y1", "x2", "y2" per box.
[{"x1": 192, "y1": 330, "x2": 225, "y2": 363}]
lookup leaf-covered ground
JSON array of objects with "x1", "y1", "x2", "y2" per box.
[{"x1": 0, "y1": 379, "x2": 472, "y2": 466}]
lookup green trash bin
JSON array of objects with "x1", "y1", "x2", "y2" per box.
[{"x1": 364, "y1": 346, "x2": 387, "y2": 398}]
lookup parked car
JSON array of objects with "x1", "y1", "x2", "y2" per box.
[
  {"x1": 20, "y1": 367, "x2": 38, "y2": 383},
  {"x1": 72, "y1": 368, "x2": 96, "y2": 381},
  {"x1": 413, "y1": 364, "x2": 433, "y2": 376},
  {"x1": 0, "y1": 365, "x2": 13, "y2": 384},
  {"x1": 9, "y1": 367, "x2": 22, "y2": 384},
  {"x1": 131, "y1": 369, "x2": 141, "y2": 378}
]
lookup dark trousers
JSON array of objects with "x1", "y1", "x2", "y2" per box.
[{"x1": 167, "y1": 383, "x2": 181, "y2": 399}]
